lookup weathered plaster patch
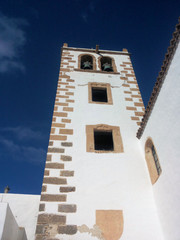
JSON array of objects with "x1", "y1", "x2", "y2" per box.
[
  {"x1": 55, "y1": 224, "x2": 104, "y2": 240},
  {"x1": 78, "y1": 224, "x2": 104, "y2": 240}
]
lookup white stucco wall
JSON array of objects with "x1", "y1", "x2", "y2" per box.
[
  {"x1": 140, "y1": 41, "x2": 180, "y2": 240},
  {"x1": 0, "y1": 203, "x2": 20, "y2": 240},
  {"x1": 43, "y1": 50, "x2": 164, "y2": 240},
  {"x1": 0, "y1": 194, "x2": 40, "y2": 240},
  {"x1": 0, "y1": 203, "x2": 8, "y2": 240}
]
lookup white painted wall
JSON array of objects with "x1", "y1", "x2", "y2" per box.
[
  {"x1": 0, "y1": 203, "x2": 8, "y2": 240},
  {"x1": 140, "y1": 42, "x2": 180, "y2": 240},
  {"x1": 0, "y1": 202, "x2": 21, "y2": 240},
  {"x1": 43, "y1": 50, "x2": 164, "y2": 239},
  {"x1": 0, "y1": 194, "x2": 40, "y2": 240}
]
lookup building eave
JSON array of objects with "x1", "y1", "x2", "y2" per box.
[{"x1": 136, "y1": 17, "x2": 180, "y2": 139}]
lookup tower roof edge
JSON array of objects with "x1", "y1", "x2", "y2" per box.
[{"x1": 61, "y1": 45, "x2": 131, "y2": 56}]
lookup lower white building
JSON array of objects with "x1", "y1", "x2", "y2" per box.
[{"x1": 0, "y1": 194, "x2": 40, "y2": 240}]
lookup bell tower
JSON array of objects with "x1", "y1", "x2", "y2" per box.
[{"x1": 35, "y1": 44, "x2": 164, "y2": 240}]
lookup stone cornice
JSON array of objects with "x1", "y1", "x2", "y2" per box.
[{"x1": 62, "y1": 46, "x2": 131, "y2": 56}]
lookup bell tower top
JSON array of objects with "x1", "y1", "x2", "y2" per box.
[{"x1": 61, "y1": 44, "x2": 130, "y2": 56}]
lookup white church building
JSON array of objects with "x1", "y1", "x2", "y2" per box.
[{"x1": 0, "y1": 18, "x2": 180, "y2": 240}]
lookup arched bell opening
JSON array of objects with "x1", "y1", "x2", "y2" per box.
[
  {"x1": 100, "y1": 57, "x2": 113, "y2": 72},
  {"x1": 145, "y1": 138, "x2": 162, "y2": 184},
  {"x1": 81, "y1": 55, "x2": 93, "y2": 70}
]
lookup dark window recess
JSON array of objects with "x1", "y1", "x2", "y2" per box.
[
  {"x1": 94, "y1": 131, "x2": 114, "y2": 151},
  {"x1": 81, "y1": 55, "x2": 93, "y2": 70},
  {"x1": 152, "y1": 145, "x2": 162, "y2": 175},
  {"x1": 92, "y1": 87, "x2": 108, "y2": 102},
  {"x1": 101, "y1": 57, "x2": 113, "y2": 72}
]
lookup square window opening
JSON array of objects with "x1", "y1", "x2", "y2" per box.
[
  {"x1": 94, "y1": 130, "x2": 114, "y2": 151},
  {"x1": 92, "y1": 87, "x2": 108, "y2": 102}
]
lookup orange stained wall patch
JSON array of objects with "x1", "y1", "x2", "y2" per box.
[{"x1": 96, "y1": 210, "x2": 124, "y2": 240}]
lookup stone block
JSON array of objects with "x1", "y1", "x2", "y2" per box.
[
  {"x1": 60, "y1": 171, "x2": 74, "y2": 177},
  {"x1": 65, "y1": 92, "x2": 74, "y2": 96},
  {"x1": 51, "y1": 123, "x2": 66, "y2": 128},
  {"x1": 58, "y1": 204, "x2": 76, "y2": 213},
  {"x1": 66, "y1": 99, "x2": 74, "y2": 103},
  {"x1": 35, "y1": 235, "x2": 43, "y2": 240},
  {"x1": 39, "y1": 204, "x2": 45, "y2": 211},
  {"x1": 51, "y1": 128, "x2": 55, "y2": 134},
  {"x1": 61, "y1": 119, "x2": 71, "y2": 123},
  {"x1": 48, "y1": 147, "x2": 65, "y2": 153},
  {"x1": 58, "y1": 225, "x2": 77, "y2": 235},
  {"x1": 59, "y1": 129, "x2": 73, "y2": 135},
  {"x1": 46, "y1": 162, "x2": 64, "y2": 169},
  {"x1": 135, "y1": 111, "x2": 144, "y2": 116},
  {"x1": 41, "y1": 185, "x2": 47, "y2": 192},
  {"x1": 36, "y1": 225, "x2": 44, "y2": 234},
  {"x1": 50, "y1": 135, "x2": 67, "y2": 141},
  {"x1": 44, "y1": 170, "x2": 49, "y2": 176},
  {"x1": 43, "y1": 177, "x2": 67, "y2": 185},
  {"x1": 61, "y1": 142, "x2": 73, "y2": 147},
  {"x1": 46, "y1": 155, "x2": 52, "y2": 161},
  {"x1": 49, "y1": 141, "x2": 53, "y2": 146},
  {"x1": 60, "y1": 186, "x2": 75, "y2": 192},
  {"x1": 53, "y1": 112, "x2": 67, "y2": 117},
  {"x1": 41, "y1": 194, "x2": 66, "y2": 202},
  {"x1": 55, "y1": 102, "x2": 68, "y2": 107},
  {"x1": 126, "y1": 106, "x2": 137, "y2": 111},
  {"x1": 37, "y1": 214, "x2": 66, "y2": 224},
  {"x1": 61, "y1": 155, "x2": 72, "y2": 161},
  {"x1": 63, "y1": 107, "x2": 73, "y2": 112}
]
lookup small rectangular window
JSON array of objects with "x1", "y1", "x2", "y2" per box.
[
  {"x1": 92, "y1": 87, "x2": 108, "y2": 102},
  {"x1": 88, "y1": 83, "x2": 113, "y2": 105},
  {"x1": 94, "y1": 130, "x2": 114, "y2": 151},
  {"x1": 86, "y1": 124, "x2": 124, "y2": 153}
]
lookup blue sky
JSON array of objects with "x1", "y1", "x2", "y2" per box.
[{"x1": 0, "y1": 0, "x2": 179, "y2": 194}]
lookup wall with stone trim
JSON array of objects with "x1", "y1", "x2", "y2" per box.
[
  {"x1": 36, "y1": 48, "x2": 78, "y2": 240},
  {"x1": 35, "y1": 47, "x2": 163, "y2": 240},
  {"x1": 140, "y1": 42, "x2": 180, "y2": 240}
]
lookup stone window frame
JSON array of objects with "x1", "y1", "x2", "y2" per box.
[
  {"x1": 78, "y1": 54, "x2": 97, "y2": 70},
  {"x1": 145, "y1": 137, "x2": 162, "y2": 184},
  {"x1": 88, "y1": 82, "x2": 113, "y2": 105},
  {"x1": 98, "y1": 56, "x2": 117, "y2": 73},
  {"x1": 86, "y1": 124, "x2": 124, "y2": 153}
]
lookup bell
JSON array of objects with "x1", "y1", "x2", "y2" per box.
[
  {"x1": 82, "y1": 61, "x2": 92, "y2": 69},
  {"x1": 102, "y1": 62, "x2": 112, "y2": 72}
]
